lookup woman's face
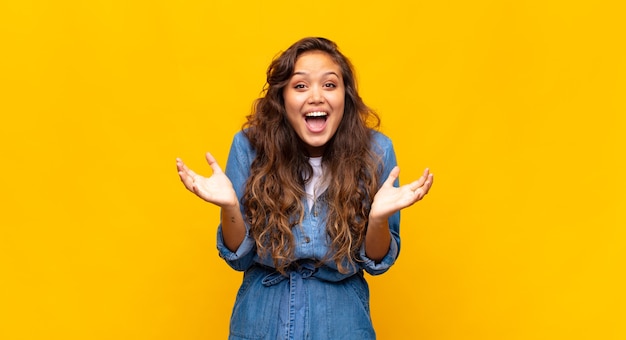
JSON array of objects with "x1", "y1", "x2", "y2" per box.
[{"x1": 283, "y1": 51, "x2": 345, "y2": 157}]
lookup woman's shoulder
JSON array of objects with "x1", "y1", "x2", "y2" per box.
[
  {"x1": 232, "y1": 129, "x2": 252, "y2": 147},
  {"x1": 230, "y1": 130, "x2": 256, "y2": 157},
  {"x1": 369, "y1": 130, "x2": 397, "y2": 171},
  {"x1": 369, "y1": 129, "x2": 394, "y2": 151}
]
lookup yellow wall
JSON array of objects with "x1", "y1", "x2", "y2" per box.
[{"x1": 1, "y1": 0, "x2": 624, "y2": 339}]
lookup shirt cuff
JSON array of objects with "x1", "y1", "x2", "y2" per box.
[
  {"x1": 359, "y1": 237, "x2": 399, "y2": 275},
  {"x1": 216, "y1": 225, "x2": 256, "y2": 271}
]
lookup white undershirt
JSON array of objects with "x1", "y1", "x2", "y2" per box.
[{"x1": 304, "y1": 157, "x2": 327, "y2": 212}]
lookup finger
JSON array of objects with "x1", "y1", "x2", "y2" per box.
[
  {"x1": 179, "y1": 161, "x2": 200, "y2": 179},
  {"x1": 176, "y1": 159, "x2": 201, "y2": 190},
  {"x1": 382, "y1": 166, "x2": 400, "y2": 187},
  {"x1": 178, "y1": 169, "x2": 195, "y2": 190},
  {"x1": 414, "y1": 168, "x2": 430, "y2": 186},
  {"x1": 185, "y1": 166, "x2": 199, "y2": 181},
  {"x1": 421, "y1": 173, "x2": 434, "y2": 195},
  {"x1": 176, "y1": 158, "x2": 186, "y2": 172},
  {"x1": 406, "y1": 179, "x2": 423, "y2": 192},
  {"x1": 176, "y1": 158, "x2": 193, "y2": 176},
  {"x1": 205, "y1": 152, "x2": 224, "y2": 175},
  {"x1": 176, "y1": 158, "x2": 191, "y2": 181},
  {"x1": 414, "y1": 173, "x2": 434, "y2": 200}
]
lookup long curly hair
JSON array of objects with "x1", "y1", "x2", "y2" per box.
[{"x1": 242, "y1": 37, "x2": 382, "y2": 274}]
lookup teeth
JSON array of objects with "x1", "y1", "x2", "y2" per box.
[{"x1": 305, "y1": 111, "x2": 328, "y2": 117}]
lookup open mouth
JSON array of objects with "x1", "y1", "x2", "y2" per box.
[{"x1": 305, "y1": 111, "x2": 328, "y2": 131}]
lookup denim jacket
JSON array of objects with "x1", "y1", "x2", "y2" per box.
[{"x1": 216, "y1": 130, "x2": 401, "y2": 339}]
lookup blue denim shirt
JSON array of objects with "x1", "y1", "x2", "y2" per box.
[{"x1": 217, "y1": 130, "x2": 401, "y2": 339}]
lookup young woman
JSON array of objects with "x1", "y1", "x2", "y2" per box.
[{"x1": 176, "y1": 37, "x2": 433, "y2": 340}]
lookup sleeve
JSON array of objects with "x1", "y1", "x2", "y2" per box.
[
  {"x1": 360, "y1": 133, "x2": 401, "y2": 276},
  {"x1": 216, "y1": 132, "x2": 257, "y2": 271}
]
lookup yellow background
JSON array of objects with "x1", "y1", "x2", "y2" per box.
[{"x1": 1, "y1": 0, "x2": 624, "y2": 339}]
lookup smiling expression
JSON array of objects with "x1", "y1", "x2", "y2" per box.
[{"x1": 283, "y1": 51, "x2": 345, "y2": 157}]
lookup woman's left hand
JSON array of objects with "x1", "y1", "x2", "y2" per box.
[{"x1": 369, "y1": 167, "x2": 433, "y2": 222}]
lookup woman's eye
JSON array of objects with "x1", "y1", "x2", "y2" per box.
[
  {"x1": 323, "y1": 83, "x2": 336, "y2": 88},
  {"x1": 294, "y1": 84, "x2": 306, "y2": 89}
]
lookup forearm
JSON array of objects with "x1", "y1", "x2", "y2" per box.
[
  {"x1": 221, "y1": 203, "x2": 247, "y2": 252},
  {"x1": 364, "y1": 216, "x2": 392, "y2": 262}
]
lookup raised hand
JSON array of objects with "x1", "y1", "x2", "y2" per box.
[
  {"x1": 176, "y1": 153, "x2": 239, "y2": 208},
  {"x1": 369, "y1": 167, "x2": 434, "y2": 222}
]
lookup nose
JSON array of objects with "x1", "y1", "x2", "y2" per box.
[{"x1": 308, "y1": 85, "x2": 325, "y2": 104}]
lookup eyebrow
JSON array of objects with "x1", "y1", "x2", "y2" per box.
[{"x1": 292, "y1": 71, "x2": 340, "y2": 77}]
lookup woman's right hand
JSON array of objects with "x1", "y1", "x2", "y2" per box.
[{"x1": 176, "y1": 153, "x2": 239, "y2": 208}]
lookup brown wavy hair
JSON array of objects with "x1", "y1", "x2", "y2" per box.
[{"x1": 242, "y1": 37, "x2": 382, "y2": 274}]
